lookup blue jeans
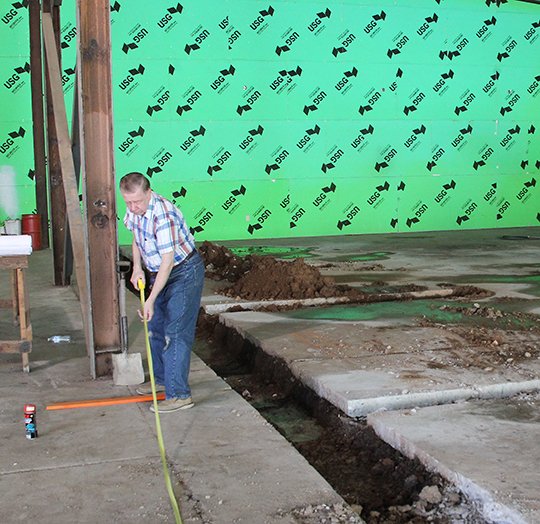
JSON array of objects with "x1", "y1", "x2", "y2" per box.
[{"x1": 148, "y1": 252, "x2": 205, "y2": 400}]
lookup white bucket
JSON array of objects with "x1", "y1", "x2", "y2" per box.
[{"x1": 4, "y1": 219, "x2": 21, "y2": 235}]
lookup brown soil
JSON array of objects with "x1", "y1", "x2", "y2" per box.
[
  {"x1": 418, "y1": 303, "x2": 540, "y2": 368},
  {"x1": 199, "y1": 242, "x2": 491, "y2": 304},
  {"x1": 200, "y1": 240, "x2": 362, "y2": 301},
  {"x1": 195, "y1": 316, "x2": 484, "y2": 524}
]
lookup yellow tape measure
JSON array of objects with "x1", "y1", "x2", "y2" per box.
[{"x1": 138, "y1": 279, "x2": 183, "y2": 524}]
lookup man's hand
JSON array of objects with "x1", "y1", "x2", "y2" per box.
[
  {"x1": 131, "y1": 268, "x2": 145, "y2": 290},
  {"x1": 138, "y1": 297, "x2": 154, "y2": 322}
]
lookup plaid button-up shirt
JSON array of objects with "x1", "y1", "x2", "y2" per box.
[{"x1": 124, "y1": 192, "x2": 195, "y2": 272}]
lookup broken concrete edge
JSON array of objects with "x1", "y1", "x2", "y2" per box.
[
  {"x1": 203, "y1": 296, "x2": 350, "y2": 314},
  {"x1": 202, "y1": 288, "x2": 457, "y2": 314},
  {"x1": 345, "y1": 380, "x2": 540, "y2": 418},
  {"x1": 217, "y1": 313, "x2": 540, "y2": 419},
  {"x1": 367, "y1": 414, "x2": 529, "y2": 524}
]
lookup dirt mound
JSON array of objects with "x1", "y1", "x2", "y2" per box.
[
  {"x1": 199, "y1": 241, "x2": 252, "y2": 282},
  {"x1": 200, "y1": 241, "x2": 364, "y2": 301},
  {"x1": 224, "y1": 256, "x2": 358, "y2": 301},
  {"x1": 198, "y1": 242, "x2": 492, "y2": 304}
]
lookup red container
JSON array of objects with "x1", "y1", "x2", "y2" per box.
[{"x1": 21, "y1": 214, "x2": 42, "y2": 250}]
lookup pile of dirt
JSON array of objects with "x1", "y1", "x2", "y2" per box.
[
  {"x1": 199, "y1": 241, "x2": 252, "y2": 282},
  {"x1": 200, "y1": 241, "x2": 365, "y2": 301},
  {"x1": 199, "y1": 242, "x2": 493, "y2": 304}
]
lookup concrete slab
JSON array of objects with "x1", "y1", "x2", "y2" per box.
[
  {"x1": 367, "y1": 397, "x2": 540, "y2": 524},
  {"x1": 0, "y1": 251, "x2": 363, "y2": 524},
  {"x1": 218, "y1": 310, "x2": 540, "y2": 417}
]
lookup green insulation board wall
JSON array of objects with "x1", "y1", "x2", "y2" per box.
[{"x1": 1, "y1": 0, "x2": 540, "y2": 243}]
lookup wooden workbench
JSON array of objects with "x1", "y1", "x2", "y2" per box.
[{"x1": 0, "y1": 255, "x2": 32, "y2": 372}]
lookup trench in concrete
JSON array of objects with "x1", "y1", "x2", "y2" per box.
[{"x1": 194, "y1": 314, "x2": 486, "y2": 524}]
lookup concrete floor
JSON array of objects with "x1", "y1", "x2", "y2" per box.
[
  {"x1": 0, "y1": 251, "x2": 360, "y2": 523},
  {"x1": 202, "y1": 227, "x2": 540, "y2": 523},
  {"x1": 1, "y1": 227, "x2": 540, "y2": 523}
]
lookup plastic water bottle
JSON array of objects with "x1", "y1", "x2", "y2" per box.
[{"x1": 48, "y1": 335, "x2": 71, "y2": 343}]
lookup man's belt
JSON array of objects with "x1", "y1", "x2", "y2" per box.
[{"x1": 148, "y1": 249, "x2": 197, "y2": 278}]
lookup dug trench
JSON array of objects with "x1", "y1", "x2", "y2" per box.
[{"x1": 193, "y1": 243, "x2": 492, "y2": 523}]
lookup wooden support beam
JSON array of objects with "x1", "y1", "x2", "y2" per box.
[
  {"x1": 0, "y1": 341, "x2": 32, "y2": 354},
  {"x1": 43, "y1": 0, "x2": 67, "y2": 284},
  {"x1": 76, "y1": 0, "x2": 120, "y2": 376},
  {"x1": 42, "y1": 12, "x2": 96, "y2": 378},
  {"x1": 29, "y1": 0, "x2": 49, "y2": 249}
]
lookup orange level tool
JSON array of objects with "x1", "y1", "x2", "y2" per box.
[{"x1": 46, "y1": 392, "x2": 165, "y2": 411}]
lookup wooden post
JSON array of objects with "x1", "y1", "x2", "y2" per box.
[
  {"x1": 42, "y1": 12, "x2": 96, "y2": 378},
  {"x1": 29, "y1": 0, "x2": 49, "y2": 249},
  {"x1": 43, "y1": 0, "x2": 67, "y2": 284},
  {"x1": 76, "y1": 0, "x2": 120, "y2": 376}
]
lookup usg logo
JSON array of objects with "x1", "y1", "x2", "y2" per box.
[
  {"x1": 351, "y1": 124, "x2": 374, "y2": 150},
  {"x1": 312, "y1": 182, "x2": 337, "y2": 208},
  {"x1": 432, "y1": 69, "x2": 454, "y2": 95},
  {"x1": 476, "y1": 16, "x2": 497, "y2": 40},
  {"x1": 516, "y1": 178, "x2": 536, "y2": 203},
  {"x1": 0, "y1": 126, "x2": 25, "y2": 156},
  {"x1": 176, "y1": 89, "x2": 202, "y2": 116},
  {"x1": 122, "y1": 26, "x2": 148, "y2": 54},
  {"x1": 482, "y1": 71, "x2": 500, "y2": 96},
  {"x1": 375, "y1": 146, "x2": 397, "y2": 172},
  {"x1": 332, "y1": 32, "x2": 355, "y2": 57},
  {"x1": 118, "y1": 64, "x2": 145, "y2": 91},
  {"x1": 147, "y1": 89, "x2": 170, "y2": 116},
  {"x1": 2, "y1": 1, "x2": 27, "y2": 28},
  {"x1": 337, "y1": 204, "x2": 360, "y2": 230},
  {"x1": 118, "y1": 126, "x2": 145, "y2": 154},
  {"x1": 407, "y1": 202, "x2": 428, "y2": 228},
  {"x1": 387, "y1": 33, "x2": 409, "y2": 58},
  {"x1": 222, "y1": 185, "x2": 246, "y2": 212},
  {"x1": 207, "y1": 149, "x2": 231, "y2": 176},
  {"x1": 335, "y1": 66, "x2": 358, "y2": 92},
  {"x1": 367, "y1": 181, "x2": 390, "y2": 207},
  {"x1": 484, "y1": 183, "x2": 497, "y2": 203},
  {"x1": 239, "y1": 125, "x2": 264, "y2": 151},
  {"x1": 247, "y1": 207, "x2": 272, "y2": 235},
  {"x1": 454, "y1": 90, "x2": 476, "y2": 116},
  {"x1": 237, "y1": 89, "x2": 261, "y2": 115},
  {"x1": 451, "y1": 124, "x2": 473, "y2": 149},
  {"x1": 270, "y1": 66, "x2": 302, "y2": 93},
  {"x1": 359, "y1": 89, "x2": 382, "y2": 115},
  {"x1": 185, "y1": 28, "x2": 209, "y2": 55},
  {"x1": 250, "y1": 5, "x2": 274, "y2": 32},
  {"x1": 264, "y1": 148, "x2": 289, "y2": 174},
  {"x1": 275, "y1": 30, "x2": 299, "y2": 55},
  {"x1": 210, "y1": 64, "x2": 235, "y2": 91},
  {"x1": 404, "y1": 91, "x2": 425, "y2": 115},
  {"x1": 307, "y1": 7, "x2": 331, "y2": 34},
  {"x1": 527, "y1": 75, "x2": 540, "y2": 95},
  {"x1": 321, "y1": 147, "x2": 344, "y2": 173},
  {"x1": 296, "y1": 124, "x2": 320, "y2": 150},
  {"x1": 180, "y1": 125, "x2": 206, "y2": 152},
  {"x1": 434, "y1": 180, "x2": 456, "y2": 205},
  {"x1": 404, "y1": 124, "x2": 426, "y2": 149},
  {"x1": 426, "y1": 145, "x2": 445, "y2": 171},
  {"x1": 3, "y1": 61, "x2": 29, "y2": 91},
  {"x1": 500, "y1": 91, "x2": 520, "y2": 116},
  {"x1": 364, "y1": 10, "x2": 386, "y2": 37},
  {"x1": 157, "y1": 3, "x2": 183, "y2": 31},
  {"x1": 303, "y1": 89, "x2": 327, "y2": 115},
  {"x1": 499, "y1": 125, "x2": 520, "y2": 148},
  {"x1": 417, "y1": 13, "x2": 438, "y2": 38}
]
